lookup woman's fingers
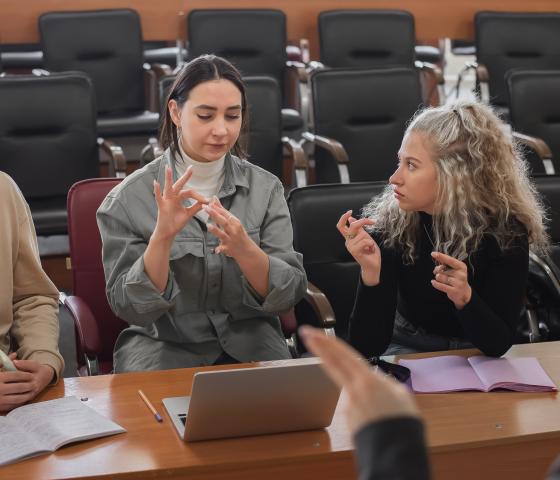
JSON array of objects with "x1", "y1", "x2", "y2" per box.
[
  {"x1": 336, "y1": 210, "x2": 353, "y2": 236},
  {"x1": 431, "y1": 252, "x2": 466, "y2": 271},
  {"x1": 172, "y1": 165, "x2": 193, "y2": 194},
  {"x1": 207, "y1": 222, "x2": 228, "y2": 240},
  {"x1": 299, "y1": 326, "x2": 372, "y2": 389},
  {"x1": 178, "y1": 189, "x2": 209, "y2": 205},
  {"x1": 163, "y1": 166, "x2": 173, "y2": 198},
  {"x1": 203, "y1": 205, "x2": 230, "y2": 229},
  {"x1": 347, "y1": 217, "x2": 375, "y2": 237}
]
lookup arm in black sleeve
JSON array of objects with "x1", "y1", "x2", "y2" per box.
[
  {"x1": 455, "y1": 234, "x2": 529, "y2": 357},
  {"x1": 348, "y1": 236, "x2": 399, "y2": 358},
  {"x1": 354, "y1": 417, "x2": 431, "y2": 480},
  {"x1": 547, "y1": 456, "x2": 560, "y2": 480}
]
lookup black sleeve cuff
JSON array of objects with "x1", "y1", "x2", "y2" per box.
[{"x1": 354, "y1": 417, "x2": 431, "y2": 480}]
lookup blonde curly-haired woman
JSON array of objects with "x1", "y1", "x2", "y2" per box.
[{"x1": 337, "y1": 101, "x2": 549, "y2": 358}]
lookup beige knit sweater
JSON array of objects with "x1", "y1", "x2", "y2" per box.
[{"x1": 0, "y1": 172, "x2": 64, "y2": 381}]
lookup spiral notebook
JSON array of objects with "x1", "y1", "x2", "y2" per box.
[{"x1": 399, "y1": 355, "x2": 557, "y2": 393}]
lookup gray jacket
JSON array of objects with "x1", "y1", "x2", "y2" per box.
[{"x1": 97, "y1": 150, "x2": 306, "y2": 372}]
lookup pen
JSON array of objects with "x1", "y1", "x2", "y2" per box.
[{"x1": 138, "y1": 389, "x2": 163, "y2": 423}]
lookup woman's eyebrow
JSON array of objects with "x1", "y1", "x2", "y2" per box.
[
  {"x1": 195, "y1": 104, "x2": 242, "y2": 110},
  {"x1": 398, "y1": 153, "x2": 423, "y2": 163}
]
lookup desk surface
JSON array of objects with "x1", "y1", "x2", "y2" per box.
[{"x1": 2, "y1": 341, "x2": 560, "y2": 480}]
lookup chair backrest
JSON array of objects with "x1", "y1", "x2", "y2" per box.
[
  {"x1": 287, "y1": 181, "x2": 386, "y2": 337},
  {"x1": 533, "y1": 175, "x2": 560, "y2": 266},
  {"x1": 0, "y1": 72, "x2": 98, "y2": 235},
  {"x1": 311, "y1": 67, "x2": 422, "y2": 183},
  {"x1": 244, "y1": 76, "x2": 283, "y2": 179},
  {"x1": 40, "y1": 9, "x2": 146, "y2": 115},
  {"x1": 508, "y1": 70, "x2": 560, "y2": 174},
  {"x1": 319, "y1": 10, "x2": 415, "y2": 69},
  {"x1": 67, "y1": 178, "x2": 127, "y2": 369},
  {"x1": 475, "y1": 11, "x2": 560, "y2": 108},
  {"x1": 187, "y1": 10, "x2": 287, "y2": 90}
]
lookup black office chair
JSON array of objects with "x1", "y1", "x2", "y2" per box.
[
  {"x1": 507, "y1": 70, "x2": 560, "y2": 176},
  {"x1": 146, "y1": 74, "x2": 308, "y2": 187},
  {"x1": 518, "y1": 175, "x2": 560, "y2": 342},
  {"x1": 186, "y1": 9, "x2": 305, "y2": 132},
  {"x1": 0, "y1": 72, "x2": 124, "y2": 236},
  {"x1": 39, "y1": 9, "x2": 165, "y2": 146},
  {"x1": 288, "y1": 181, "x2": 386, "y2": 338},
  {"x1": 317, "y1": 10, "x2": 443, "y2": 106},
  {"x1": 304, "y1": 67, "x2": 422, "y2": 184},
  {"x1": 474, "y1": 11, "x2": 560, "y2": 120}
]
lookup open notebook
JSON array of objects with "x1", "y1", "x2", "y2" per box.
[{"x1": 399, "y1": 355, "x2": 557, "y2": 393}]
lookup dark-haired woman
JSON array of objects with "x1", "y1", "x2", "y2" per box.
[{"x1": 97, "y1": 55, "x2": 306, "y2": 372}]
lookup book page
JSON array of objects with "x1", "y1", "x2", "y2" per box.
[
  {"x1": 399, "y1": 355, "x2": 484, "y2": 393},
  {"x1": 0, "y1": 417, "x2": 48, "y2": 466},
  {"x1": 468, "y1": 356, "x2": 558, "y2": 392},
  {"x1": 7, "y1": 396, "x2": 126, "y2": 451}
]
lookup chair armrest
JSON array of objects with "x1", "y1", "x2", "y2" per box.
[
  {"x1": 475, "y1": 63, "x2": 489, "y2": 83},
  {"x1": 304, "y1": 282, "x2": 336, "y2": 333},
  {"x1": 63, "y1": 295, "x2": 102, "y2": 361},
  {"x1": 414, "y1": 61, "x2": 444, "y2": 84},
  {"x1": 415, "y1": 60, "x2": 444, "y2": 106},
  {"x1": 143, "y1": 63, "x2": 173, "y2": 113},
  {"x1": 282, "y1": 136, "x2": 309, "y2": 187},
  {"x1": 512, "y1": 132, "x2": 555, "y2": 174},
  {"x1": 302, "y1": 131, "x2": 350, "y2": 183},
  {"x1": 140, "y1": 137, "x2": 164, "y2": 167},
  {"x1": 529, "y1": 251, "x2": 560, "y2": 297},
  {"x1": 98, "y1": 138, "x2": 127, "y2": 177}
]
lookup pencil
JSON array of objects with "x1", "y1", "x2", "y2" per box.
[{"x1": 138, "y1": 389, "x2": 163, "y2": 423}]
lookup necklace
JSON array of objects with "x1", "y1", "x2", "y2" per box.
[{"x1": 422, "y1": 222, "x2": 436, "y2": 250}]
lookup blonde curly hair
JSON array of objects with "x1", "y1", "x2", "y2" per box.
[{"x1": 363, "y1": 100, "x2": 549, "y2": 263}]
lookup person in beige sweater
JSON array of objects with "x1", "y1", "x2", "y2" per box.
[{"x1": 0, "y1": 172, "x2": 64, "y2": 412}]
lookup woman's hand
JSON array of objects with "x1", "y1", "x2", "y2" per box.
[
  {"x1": 0, "y1": 357, "x2": 55, "y2": 412},
  {"x1": 431, "y1": 252, "x2": 472, "y2": 309},
  {"x1": 336, "y1": 210, "x2": 380, "y2": 286},
  {"x1": 152, "y1": 165, "x2": 209, "y2": 243},
  {"x1": 204, "y1": 197, "x2": 257, "y2": 261},
  {"x1": 299, "y1": 326, "x2": 420, "y2": 436}
]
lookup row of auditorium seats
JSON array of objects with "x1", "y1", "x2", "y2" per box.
[{"x1": 4, "y1": 65, "x2": 559, "y2": 241}]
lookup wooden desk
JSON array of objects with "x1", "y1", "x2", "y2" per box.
[{"x1": 2, "y1": 341, "x2": 559, "y2": 480}]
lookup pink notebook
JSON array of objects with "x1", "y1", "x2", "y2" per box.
[{"x1": 399, "y1": 355, "x2": 558, "y2": 393}]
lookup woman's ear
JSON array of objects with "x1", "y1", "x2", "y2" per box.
[{"x1": 168, "y1": 99, "x2": 181, "y2": 127}]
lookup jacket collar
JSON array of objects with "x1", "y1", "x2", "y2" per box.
[{"x1": 157, "y1": 149, "x2": 250, "y2": 199}]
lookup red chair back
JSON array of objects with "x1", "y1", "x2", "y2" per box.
[{"x1": 67, "y1": 178, "x2": 127, "y2": 371}]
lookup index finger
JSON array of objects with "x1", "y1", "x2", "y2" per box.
[
  {"x1": 299, "y1": 326, "x2": 372, "y2": 389},
  {"x1": 0, "y1": 371, "x2": 34, "y2": 382},
  {"x1": 347, "y1": 217, "x2": 375, "y2": 236},
  {"x1": 172, "y1": 165, "x2": 193, "y2": 193},
  {"x1": 431, "y1": 252, "x2": 465, "y2": 270},
  {"x1": 336, "y1": 210, "x2": 353, "y2": 235}
]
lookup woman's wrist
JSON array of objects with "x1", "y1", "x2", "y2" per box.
[{"x1": 361, "y1": 267, "x2": 380, "y2": 286}]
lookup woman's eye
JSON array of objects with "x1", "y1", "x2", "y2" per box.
[
  {"x1": 407, "y1": 161, "x2": 416, "y2": 171},
  {"x1": 197, "y1": 114, "x2": 212, "y2": 120},
  {"x1": 226, "y1": 114, "x2": 241, "y2": 120}
]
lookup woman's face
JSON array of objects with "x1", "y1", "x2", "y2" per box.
[
  {"x1": 389, "y1": 131, "x2": 439, "y2": 214},
  {"x1": 169, "y1": 79, "x2": 242, "y2": 163}
]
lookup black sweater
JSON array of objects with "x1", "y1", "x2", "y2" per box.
[
  {"x1": 349, "y1": 213, "x2": 529, "y2": 358},
  {"x1": 356, "y1": 417, "x2": 560, "y2": 480}
]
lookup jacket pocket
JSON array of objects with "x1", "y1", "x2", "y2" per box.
[{"x1": 169, "y1": 238, "x2": 204, "y2": 260}]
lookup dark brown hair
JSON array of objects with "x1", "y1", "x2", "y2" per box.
[{"x1": 159, "y1": 54, "x2": 249, "y2": 160}]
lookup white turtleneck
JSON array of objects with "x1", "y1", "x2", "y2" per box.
[{"x1": 175, "y1": 141, "x2": 225, "y2": 222}]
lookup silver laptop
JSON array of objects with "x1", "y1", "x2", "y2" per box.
[{"x1": 162, "y1": 358, "x2": 341, "y2": 442}]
